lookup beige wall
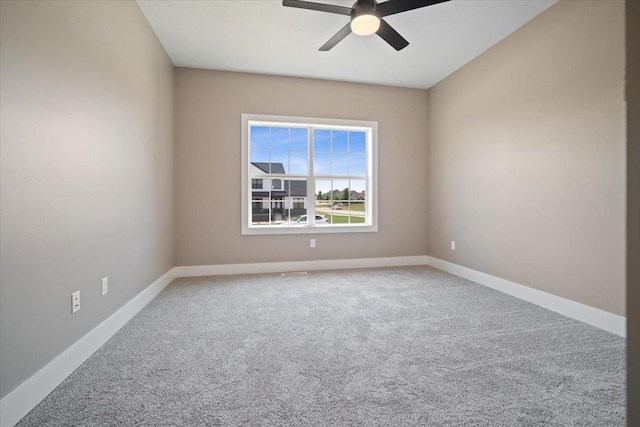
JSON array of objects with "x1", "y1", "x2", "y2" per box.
[
  {"x1": 427, "y1": 0, "x2": 625, "y2": 315},
  {"x1": 175, "y1": 69, "x2": 428, "y2": 266},
  {"x1": 0, "y1": 0, "x2": 174, "y2": 398}
]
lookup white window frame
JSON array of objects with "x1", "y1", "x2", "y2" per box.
[{"x1": 241, "y1": 113, "x2": 378, "y2": 235}]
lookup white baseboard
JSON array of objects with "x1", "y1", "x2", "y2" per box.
[
  {"x1": 426, "y1": 256, "x2": 626, "y2": 337},
  {"x1": 173, "y1": 255, "x2": 430, "y2": 277},
  {"x1": 0, "y1": 268, "x2": 178, "y2": 427}
]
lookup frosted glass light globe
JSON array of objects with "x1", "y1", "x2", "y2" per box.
[{"x1": 351, "y1": 14, "x2": 380, "y2": 36}]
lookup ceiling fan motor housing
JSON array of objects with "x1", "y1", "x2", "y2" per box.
[{"x1": 351, "y1": 0, "x2": 379, "y2": 21}]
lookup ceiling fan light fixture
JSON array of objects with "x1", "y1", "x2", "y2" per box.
[
  {"x1": 350, "y1": 13, "x2": 380, "y2": 36},
  {"x1": 283, "y1": 0, "x2": 449, "y2": 50}
]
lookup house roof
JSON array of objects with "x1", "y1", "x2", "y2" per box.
[
  {"x1": 252, "y1": 162, "x2": 285, "y2": 174},
  {"x1": 319, "y1": 189, "x2": 365, "y2": 200}
]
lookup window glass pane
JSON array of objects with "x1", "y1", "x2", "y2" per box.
[
  {"x1": 313, "y1": 178, "x2": 329, "y2": 223},
  {"x1": 314, "y1": 129, "x2": 331, "y2": 152},
  {"x1": 348, "y1": 201, "x2": 366, "y2": 224},
  {"x1": 332, "y1": 152, "x2": 349, "y2": 175},
  {"x1": 281, "y1": 180, "x2": 289, "y2": 195},
  {"x1": 283, "y1": 204, "x2": 307, "y2": 226},
  {"x1": 290, "y1": 128, "x2": 308, "y2": 151},
  {"x1": 332, "y1": 130, "x2": 348, "y2": 152},
  {"x1": 349, "y1": 179, "x2": 366, "y2": 200},
  {"x1": 314, "y1": 152, "x2": 331, "y2": 175},
  {"x1": 333, "y1": 179, "x2": 349, "y2": 201},
  {"x1": 326, "y1": 211, "x2": 349, "y2": 225},
  {"x1": 250, "y1": 150, "x2": 269, "y2": 165},
  {"x1": 289, "y1": 151, "x2": 308, "y2": 175},
  {"x1": 250, "y1": 126, "x2": 270, "y2": 150},
  {"x1": 270, "y1": 151, "x2": 288, "y2": 174},
  {"x1": 315, "y1": 179, "x2": 332, "y2": 201},
  {"x1": 269, "y1": 194, "x2": 286, "y2": 225},
  {"x1": 331, "y1": 201, "x2": 344, "y2": 210},
  {"x1": 324, "y1": 183, "x2": 347, "y2": 224},
  {"x1": 251, "y1": 197, "x2": 270, "y2": 226},
  {"x1": 271, "y1": 127, "x2": 289, "y2": 150},
  {"x1": 287, "y1": 178, "x2": 306, "y2": 200},
  {"x1": 282, "y1": 178, "x2": 307, "y2": 226},
  {"x1": 316, "y1": 200, "x2": 331, "y2": 225},
  {"x1": 349, "y1": 153, "x2": 366, "y2": 176},
  {"x1": 282, "y1": 180, "x2": 290, "y2": 221},
  {"x1": 349, "y1": 131, "x2": 366, "y2": 153}
]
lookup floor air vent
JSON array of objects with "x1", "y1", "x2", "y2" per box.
[{"x1": 281, "y1": 271, "x2": 308, "y2": 277}]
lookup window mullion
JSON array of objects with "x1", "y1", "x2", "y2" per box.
[
  {"x1": 268, "y1": 127, "x2": 272, "y2": 226},
  {"x1": 308, "y1": 126, "x2": 315, "y2": 226},
  {"x1": 314, "y1": 175, "x2": 364, "y2": 179}
]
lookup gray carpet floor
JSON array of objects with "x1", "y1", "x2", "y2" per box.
[{"x1": 18, "y1": 266, "x2": 625, "y2": 426}]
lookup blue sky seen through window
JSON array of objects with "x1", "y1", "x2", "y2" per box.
[
  {"x1": 250, "y1": 126, "x2": 309, "y2": 174},
  {"x1": 250, "y1": 126, "x2": 366, "y2": 177}
]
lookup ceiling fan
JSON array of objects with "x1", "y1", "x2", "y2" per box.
[{"x1": 282, "y1": 0, "x2": 449, "y2": 51}]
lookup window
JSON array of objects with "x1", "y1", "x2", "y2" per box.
[
  {"x1": 251, "y1": 179, "x2": 263, "y2": 189},
  {"x1": 242, "y1": 114, "x2": 378, "y2": 235}
]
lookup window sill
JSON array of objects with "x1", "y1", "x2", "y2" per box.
[{"x1": 242, "y1": 224, "x2": 378, "y2": 235}]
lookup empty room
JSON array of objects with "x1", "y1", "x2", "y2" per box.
[{"x1": 1, "y1": 0, "x2": 638, "y2": 426}]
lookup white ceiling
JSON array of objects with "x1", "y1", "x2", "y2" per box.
[{"x1": 137, "y1": 0, "x2": 556, "y2": 89}]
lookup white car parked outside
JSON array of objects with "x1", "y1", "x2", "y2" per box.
[{"x1": 285, "y1": 214, "x2": 329, "y2": 225}]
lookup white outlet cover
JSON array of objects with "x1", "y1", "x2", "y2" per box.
[
  {"x1": 72, "y1": 291, "x2": 80, "y2": 314},
  {"x1": 101, "y1": 277, "x2": 108, "y2": 296},
  {"x1": 451, "y1": 241, "x2": 456, "y2": 251},
  {"x1": 310, "y1": 239, "x2": 316, "y2": 248}
]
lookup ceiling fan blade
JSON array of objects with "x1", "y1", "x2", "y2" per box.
[
  {"x1": 376, "y1": 19, "x2": 409, "y2": 51},
  {"x1": 377, "y1": 0, "x2": 449, "y2": 17},
  {"x1": 282, "y1": 0, "x2": 352, "y2": 16},
  {"x1": 319, "y1": 23, "x2": 352, "y2": 51}
]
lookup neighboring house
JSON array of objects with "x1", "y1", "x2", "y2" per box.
[
  {"x1": 350, "y1": 190, "x2": 365, "y2": 200},
  {"x1": 251, "y1": 162, "x2": 306, "y2": 223},
  {"x1": 320, "y1": 189, "x2": 365, "y2": 200}
]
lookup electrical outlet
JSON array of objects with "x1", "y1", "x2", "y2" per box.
[
  {"x1": 451, "y1": 240, "x2": 456, "y2": 251},
  {"x1": 71, "y1": 291, "x2": 80, "y2": 314},
  {"x1": 310, "y1": 238, "x2": 316, "y2": 248},
  {"x1": 101, "y1": 277, "x2": 108, "y2": 296}
]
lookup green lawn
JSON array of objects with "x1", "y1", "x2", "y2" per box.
[
  {"x1": 346, "y1": 203, "x2": 365, "y2": 212},
  {"x1": 316, "y1": 202, "x2": 365, "y2": 212},
  {"x1": 327, "y1": 214, "x2": 365, "y2": 224}
]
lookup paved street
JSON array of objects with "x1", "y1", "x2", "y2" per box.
[{"x1": 315, "y1": 206, "x2": 365, "y2": 217}]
